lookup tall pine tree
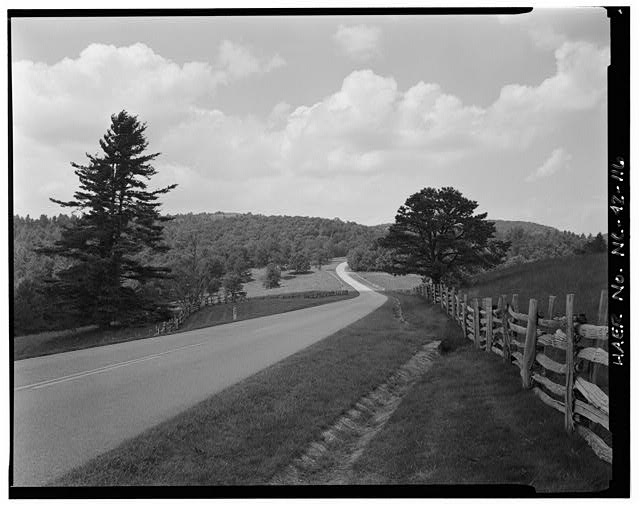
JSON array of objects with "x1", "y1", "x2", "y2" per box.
[{"x1": 42, "y1": 111, "x2": 177, "y2": 328}]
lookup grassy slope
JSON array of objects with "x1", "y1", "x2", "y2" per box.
[
  {"x1": 464, "y1": 252, "x2": 607, "y2": 319},
  {"x1": 53, "y1": 295, "x2": 447, "y2": 486},
  {"x1": 354, "y1": 271, "x2": 423, "y2": 291},
  {"x1": 13, "y1": 293, "x2": 354, "y2": 361},
  {"x1": 244, "y1": 258, "x2": 351, "y2": 298},
  {"x1": 350, "y1": 323, "x2": 611, "y2": 492}
]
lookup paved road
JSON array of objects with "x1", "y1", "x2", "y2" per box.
[{"x1": 12, "y1": 262, "x2": 386, "y2": 486}]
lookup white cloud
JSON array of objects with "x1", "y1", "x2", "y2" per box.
[
  {"x1": 525, "y1": 148, "x2": 572, "y2": 182},
  {"x1": 217, "y1": 40, "x2": 285, "y2": 81},
  {"x1": 12, "y1": 38, "x2": 607, "y2": 227},
  {"x1": 334, "y1": 24, "x2": 381, "y2": 61}
]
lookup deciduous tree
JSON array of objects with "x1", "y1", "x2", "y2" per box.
[{"x1": 380, "y1": 187, "x2": 509, "y2": 283}]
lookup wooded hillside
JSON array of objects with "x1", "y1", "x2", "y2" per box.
[{"x1": 12, "y1": 212, "x2": 604, "y2": 335}]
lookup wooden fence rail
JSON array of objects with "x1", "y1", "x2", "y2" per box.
[{"x1": 416, "y1": 281, "x2": 611, "y2": 464}]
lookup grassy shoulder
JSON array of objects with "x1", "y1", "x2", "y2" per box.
[
  {"x1": 13, "y1": 292, "x2": 355, "y2": 361},
  {"x1": 52, "y1": 293, "x2": 448, "y2": 486},
  {"x1": 349, "y1": 315, "x2": 612, "y2": 492},
  {"x1": 463, "y1": 252, "x2": 607, "y2": 318}
]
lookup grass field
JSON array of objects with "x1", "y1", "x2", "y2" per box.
[
  {"x1": 244, "y1": 258, "x2": 352, "y2": 297},
  {"x1": 53, "y1": 293, "x2": 609, "y2": 490},
  {"x1": 349, "y1": 319, "x2": 611, "y2": 491},
  {"x1": 353, "y1": 271, "x2": 423, "y2": 291},
  {"x1": 463, "y1": 252, "x2": 607, "y2": 319},
  {"x1": 13, "y1": 292, "x2": 354, "y2": 361}
]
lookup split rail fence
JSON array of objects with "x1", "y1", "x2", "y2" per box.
[
  {"x1": 154, "y1": 289, "x2": 351, "y2": 336},
  {"x1": 415, "y1": 281, "x2": 611, "y2": 464},
  {"x1": 154, "y1": 294, "x2": 219, "y2": 336}
]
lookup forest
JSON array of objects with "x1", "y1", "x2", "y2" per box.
[{"x1": 13, "y1": 210, "x2": 606, "y2": 336}]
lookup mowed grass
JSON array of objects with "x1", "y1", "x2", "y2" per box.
[
  {"x1": 13, "y1": 293, "x2": 354, "y2": 361},
  {"x1": 52, "y1": 294, "x2": 448, "y2": 486},
  {"x1": 463, "y1": 253, "x2": 607, "y2": 319},
  {"x1": 244, "y1": 258, "x2": 352, "y2": 298},
  {"x1": 354, "y1": 271, "x2": 423, "y2": 291},
  {"x1": 349, "y1": 317, "x2": 612, "y2": 492}
]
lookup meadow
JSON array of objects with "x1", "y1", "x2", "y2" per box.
[
  {"x1": 244, "y1": 258, "x2": 353, "y2": 297},
  {"x1": 352, "y1": 271, "x2": 423, "y2": 291},
  {"x1": 462, "y1": 252, "x2": 607, "y2": 319}
]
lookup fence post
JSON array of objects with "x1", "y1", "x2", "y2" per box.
[
  {"x1": 473, "y1": 298, "x2": 481, "y2": 349},
  {"x1": 565, "y1": 293, "x2": 575, "y2": 434},
  {"x1": 548, "y1": 295, "x2": 556, "y2": 319},
  {"x1": 447, "y1": 287, "x2": 456, "y2": 318},
  {"x1": 511, "y1": 294, "x2": 519, "y2": 313},
  {"x1": 589, "y1": 288, "x2": 608, "y2": 389},
  {"x1": 462, "y1": 293, "x2": 467, "y2": 329},
  {"x1": 484, "y1": 297, "x2": 493, "y2": 352},
  {"x1": 597, "y1": 288, "x2": 608, "y2": 325},
  {"x1": 521, "y1": 298, "x2": 538, "y2": 389},
  {"x1": 445, "y1": 286, "x2": 450, "y2": 314},
  {"x1": 501, "y1": 294, "x2": 510, "y2": 363}
]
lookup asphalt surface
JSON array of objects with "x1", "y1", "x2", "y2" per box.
[{"x1": 12, "y1": 262, "x2": 387, "y2": 486}]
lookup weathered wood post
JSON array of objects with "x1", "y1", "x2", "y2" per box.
[
  {"x1": 501, "y1": 294, "x2": 510, "y2": 363},
  {"x1": 589, "y1": 288, "x2": 608, "y2": 388},
  {"x1": 449, "y1": 288, "x2": 455, "y2": 318},
  {"x1": 565, "y1": 293, "x2": 575, "y2": 434},
  {"x1": 521, "y1": 298, "x2": 538, "y2": 389},
  {"x1": 511, "y1": 294, "x2": 519, "y2": 313},
  {"x1": 462, "y1": 293, "x2": 467, "y2": 328},
  {"x1": 597, "y1": 288, "x2": 608, "y2": 325},
  {"x1": 547, "y1": 295, "x2": 556, "y2": 319},
  {"x1": 484, "y1": 297, "x2": 493, "y2": 352},
  {"x1": 446, "y1": 286, "x2": 451, "y2": 315},
  {"x1": 473, "y1": 298, "x2": 481, "y2": 349},
  {"x1": 444, "y1": 285, "x2": 448, "y2": 312},
  {"x1": 461, "y1": 293, "x2": 468, "y2": 337}
]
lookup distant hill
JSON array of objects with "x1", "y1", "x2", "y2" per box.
[{"x1": 491, "y1": 219, "x2": 559, "y2": 236}]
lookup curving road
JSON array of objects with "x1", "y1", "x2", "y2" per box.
[{"x1": 12, "y1": 262, "x2": 386, "y2": 486}]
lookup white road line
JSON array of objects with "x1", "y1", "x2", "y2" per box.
[{"x1": 15, "y1": 341, "x2": 207, "y2": 392}]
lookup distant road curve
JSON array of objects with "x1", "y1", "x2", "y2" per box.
[{"x1": 13, "y1": 262, "x2": 386, "y2": 486}]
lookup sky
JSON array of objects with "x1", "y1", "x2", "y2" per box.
[{"x1": 10, "y1": 8, "x2": 610, "y2": 234}]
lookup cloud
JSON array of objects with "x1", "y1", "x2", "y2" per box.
[
  {"x1": 525, "y1": 148, "x2": 572, "y2": 182},
  {"x1": 217, "y1": 40, "x2": 285, "y2": 81},
  {"x1": 13, "y1": 41, "x2": 285, "y2": 145},
  {"x1": 334, "y1": 24, "x2": 381, "y2": 61},
  {"x1": 12, "y1": 37, "x2": 607, "y2": 227},
  {"x1": 496, "y1": 9, "x2": 608, "y2": 51}
]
